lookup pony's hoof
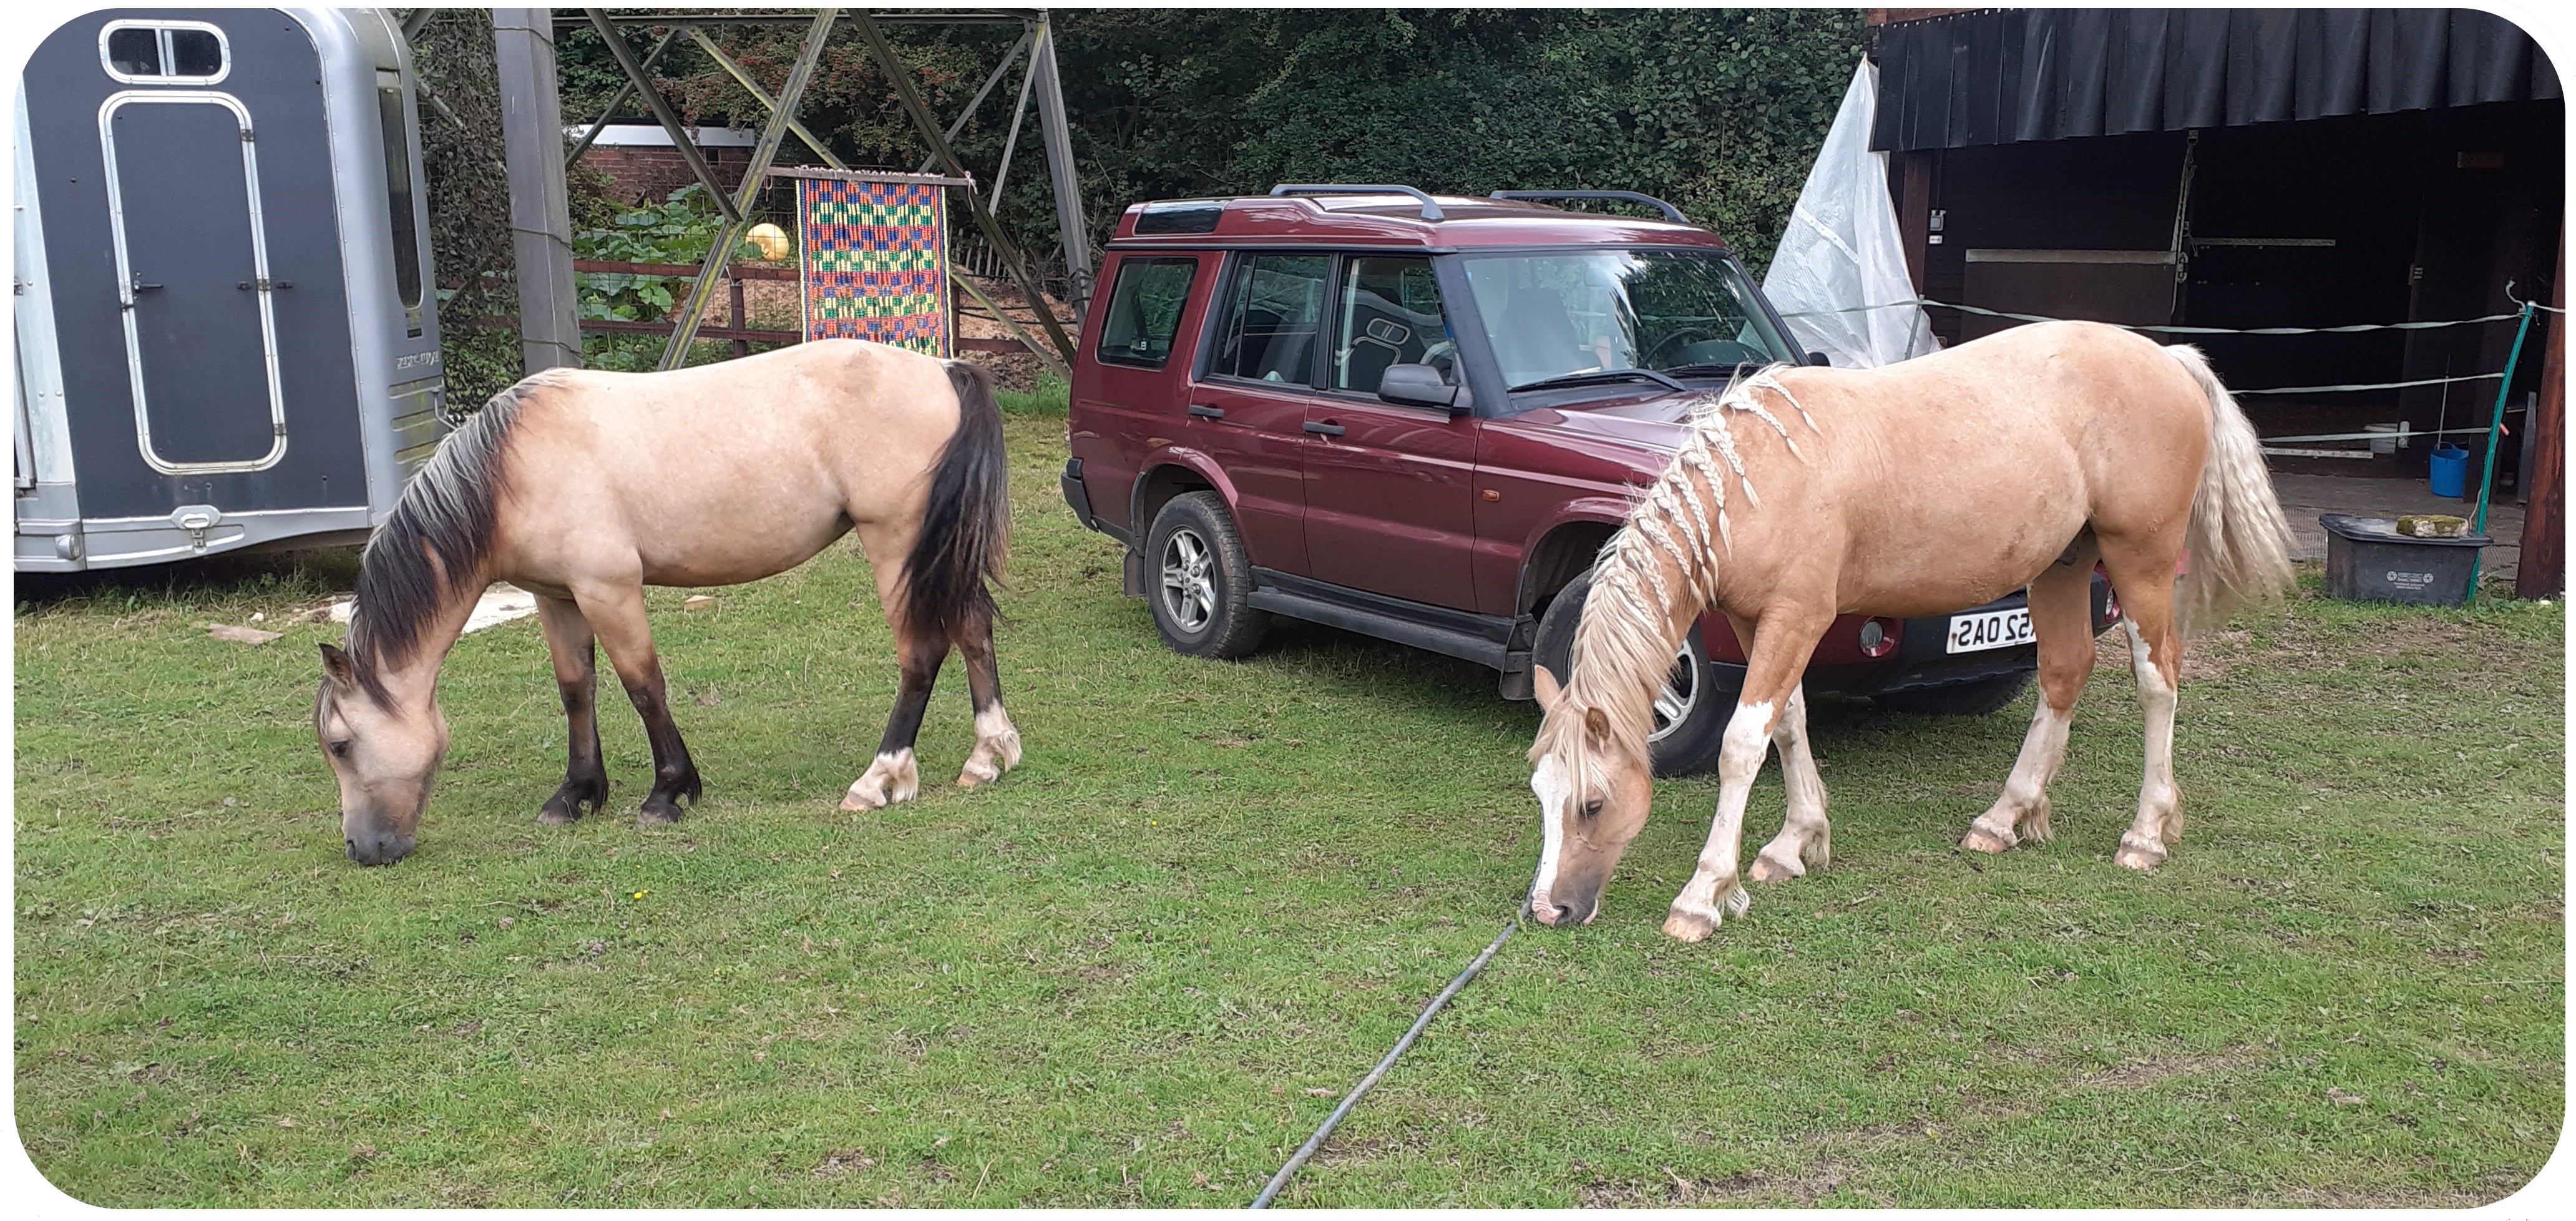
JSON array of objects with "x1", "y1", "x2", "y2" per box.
[
  {"x1": 955, "y1": 757, "x2": 1003, "y2": 788},
  {"x1": 1661, "y1": 908, "x2": 1718, "y2": 942},
  {"x1": 1748, "y1": 851, "x2": 1805, "y2": 883},
  {"x1": 841, "y1": 750, "x2": 919, "y2": 811},
  {"x1": 1961, "y1": 825, "x2": 2016, "y2": 855},
  {"x1": 538, "y1": 778, "x2": 603, "y2": 826},
  {"x1": 637, "y1": 802, "x2": 685, "y2": 826},
  {"x1": 2113, "y1": 840, "x2": 2167, "y2": 871}
]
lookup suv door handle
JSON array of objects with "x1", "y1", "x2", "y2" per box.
[
  {"x1": 1304, "y1": 420, "x2": 1345, "y2": 436},
  {"x1": 1187, "y1": 404, "x2": 1224, "y2": 419}
]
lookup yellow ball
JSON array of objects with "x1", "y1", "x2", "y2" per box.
[{"x1": 747, "y1": 222, "x2": 791, "y2": 262}]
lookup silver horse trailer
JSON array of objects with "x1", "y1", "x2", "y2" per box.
[{"x1": 14, "y1": 8, "x2": 442, "y2": 571}]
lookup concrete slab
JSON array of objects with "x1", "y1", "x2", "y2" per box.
[{"x1": 2270, "y1": 472, "x2": 2522, "y2": 582}]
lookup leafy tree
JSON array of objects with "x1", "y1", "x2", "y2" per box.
[{"x1": 549, "y1": 9, "x2": 1864, "y2": 277}]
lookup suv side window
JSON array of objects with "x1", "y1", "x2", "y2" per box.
[
  {"x1": 1212, "y1": 253, "x2": 1328, "y2": 385},
  {"x1": 1329, "y1": 256, "x2": 1455, "y2": 393},
  {"x1": 1094, "y1": 257, "x2": 1197, "y2": 368}
]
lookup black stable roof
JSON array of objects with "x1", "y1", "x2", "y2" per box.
[{"x1": 1872, "y1": 7, "x2": 2560, "y2": 153}]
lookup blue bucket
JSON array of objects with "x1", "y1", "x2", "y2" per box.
[{"x1": 2428, "y1": 443, "x2": 2470, "y2": 498}]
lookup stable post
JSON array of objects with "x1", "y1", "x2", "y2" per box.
[
  {"x1": 492, "y1": 8, "x2": 582, "y2": 373},
  {"x1": 2466, "y1": 301, "x2": 2537, "y2": 600}
]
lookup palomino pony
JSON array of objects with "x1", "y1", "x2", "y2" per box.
[
  {"x1": 1526, "y1": 321, "x2": 2292, "y2": 940},
  {"x1": 315, "y1": 340, "x2": 1021, "y2": 865}
]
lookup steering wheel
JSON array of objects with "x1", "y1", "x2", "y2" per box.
[{"x1": 1644, "y1": 327, "x2": 1725, "y2": 367}]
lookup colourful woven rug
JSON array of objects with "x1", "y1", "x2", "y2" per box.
[{"x1": 798, "y1": 177, "x2": 950, "y2": 356}]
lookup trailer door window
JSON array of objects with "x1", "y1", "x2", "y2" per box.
[
  {"x1": 375, "y1": 74, "x2": 424, "y2": 336},
  {"x1": 100, "y1": 21, "x2": 230, "y2": 86}
]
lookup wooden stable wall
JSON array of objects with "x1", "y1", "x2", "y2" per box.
[{"x1": 1885, "y1": 101, "x2": 2564, "y2": 487}]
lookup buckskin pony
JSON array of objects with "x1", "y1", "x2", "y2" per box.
[
  {"x1": 1525, "y1": 321, "x2": 2293, "y2": 940},
  {"x1": 315, "y1": 340, "x2": 1021, "y2": 865}
]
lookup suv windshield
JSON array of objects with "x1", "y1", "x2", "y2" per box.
[{"x1": 1461, "y1": 249, "x2": 1800, "y2": 391}]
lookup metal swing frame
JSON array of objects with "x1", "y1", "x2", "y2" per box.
[{"x1": 457, "y1": 7, "x2": 1090, "y2": 377}]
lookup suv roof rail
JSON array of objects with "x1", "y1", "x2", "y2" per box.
[
  {"x1": 1490, "y1": 190, "x2": 1688, "y2": 225},
  {"x1": 1268, "y1": 184, "x2": 1445, "y2": 222}
]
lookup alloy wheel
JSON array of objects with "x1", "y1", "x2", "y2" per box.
[{"x1": 1159, "y1": 526, "x2": 1216, "y2": 634}]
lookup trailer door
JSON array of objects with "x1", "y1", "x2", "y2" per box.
[{"x1": 101, "y1": 91, "x2": 286, "y2": 473}]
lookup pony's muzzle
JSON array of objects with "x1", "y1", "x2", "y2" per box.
[{"x1": 345, "y1": 830, "x2": 416, "y2": 866}]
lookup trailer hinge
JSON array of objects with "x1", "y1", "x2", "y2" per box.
[
  {"x1": 241, "y1": 128, "x2": 255, "y2": 143},
  {"x1": 273, "y1": 421, "x2": 288, "y2": 438}
]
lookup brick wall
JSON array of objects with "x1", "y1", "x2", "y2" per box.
[{"x1": 578, "y1": 144, "x2": 753, "y2": 206}]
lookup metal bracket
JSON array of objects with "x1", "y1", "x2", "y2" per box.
[{"x1": 171, "y1": 503, "x2": 221, "y2": 551}]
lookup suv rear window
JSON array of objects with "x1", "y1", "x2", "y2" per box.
[
  {"x1": 1095, "y1": 257, "x2": 1197, "y2": 368},
  {"x1": 1212, "y1": 254, "x2": 1328, "y2": 384}
]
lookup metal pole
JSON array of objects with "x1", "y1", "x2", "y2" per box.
[
  {"x1": 2466, "y1": 302, "x2": 2538, "y2": 600},
  {"x1": 582, "y1": 9, "x2": 739, "y2": 222},
  {"x1": 564, "y1": 26, "x2": 682, "y2": 171},
  {"x1": 914, "y1": 29, "x2": 1031, "y2": 174},
  {"x1": 689, "y1": 27, "x2": 849, "y2": 170},
  {"x1": 492, "y1": 8, "x2": 582, "y2": 373},
  {"x1": 1028, "y1": 12, "x2": 1092, "y2": 320},
  {"x1": 991, "y1": 21, "x2": 1038, "y2": 203},
  {"x1": 658, "y1": 9, "x2": 839, "y2": 370},
  {"x1": 851, "y1": 12, "x2": 1076, "y2": 364}
]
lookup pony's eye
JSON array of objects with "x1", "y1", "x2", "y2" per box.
[
  {"x1": 1581, "y1": 798, "x2": 1604, "y2": 820},
  {"x1": 328, "y1": 740, "x2": 352, "y2": 758}
]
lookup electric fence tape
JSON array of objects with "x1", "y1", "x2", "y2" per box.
[{"x1": 1777, "y1": 298, "x2": 2554, "y2": 396}]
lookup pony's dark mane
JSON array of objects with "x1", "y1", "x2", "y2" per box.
[{"x1": 345, "y1": 375, "x2": 545, "y2": 699}]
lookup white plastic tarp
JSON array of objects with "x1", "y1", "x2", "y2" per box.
[{"x1": 1760, "y1": 62, "x2": 1936, "y2": 369}]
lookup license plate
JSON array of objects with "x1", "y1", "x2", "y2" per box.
[{"x1": 1946, "y1": 607, "x2": 2034, "y2": 654}]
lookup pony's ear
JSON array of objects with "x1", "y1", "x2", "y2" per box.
[
  {"x1": 319, "y1": 642, "x2": 357, "y2": 687},
  {"x1": 1582, "y1": 704, "x2": 1614, "y2": 749},
  {"x1": 1532, "y1": 666, "x2": 1563, "y2": 711}
]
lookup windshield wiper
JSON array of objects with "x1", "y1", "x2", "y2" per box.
[
  {"x1": 1508, "y1": 367, "x2": 1690, "y2": 395},
  {"x1": 1659, "y1": 360, "x2": 1768, "y2": 380}
]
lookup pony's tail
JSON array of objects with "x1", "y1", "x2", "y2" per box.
[
  {"x1": 2167, "y1": 344, "x2": 2294, "y2": 636},
  {"x1": 902, "y1": 360, "x2": 1009, "y2": 640}
]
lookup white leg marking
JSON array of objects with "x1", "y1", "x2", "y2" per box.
[
  {"x1": 1966, "y1": 698, "x2": 2073, "y2": 852},
  {"x1": 2116, "y1": 622, "x2": 2180, "y2": 870},
  {"x1": 956, "y1": 704, "x2": 1023, "y2": 788},
  {"x1": 1527, "y1": 755, "x2": 1571, "y2": 917},
  {"x1": 842, "y1": 748, "x2": 920, "y2": 811},
  {"x1": 1666, "y1": 700, "x2": 1772, "y2": 941},
  {"x1": 1753, "y1": 686, "x2": 1829, "y2": 881}
]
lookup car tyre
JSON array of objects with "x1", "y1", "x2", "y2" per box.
[
  {"x1": 1871, "y1": 670, "x2": 2032, "y2": 716},
  {"x1": 1532, "y1": 569, "x2": 1732, "y2": 777},
  {"x1": 1145, "y1": 491, "x2": 1269, "y2": 660}
]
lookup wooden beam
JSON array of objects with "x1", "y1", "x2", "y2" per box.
[
  {"x1": 688, "y1": 27, "x2": 850, "y2": 170},
  {"x1": 2516, "y1": 228, "x2": 2565, "y2": 599},
  {"x1": 850, "y1": 12, "x2": 1076, "y2": 364},
  {"x1": 563, "y1": 26, "x2": 681, "y2": 170},
  {"x1": 582, "y1": 9, "x2": 739, "y2": 222},
  {"x1": 658, "y1": 9, "x2": 839, "y2": 369}
]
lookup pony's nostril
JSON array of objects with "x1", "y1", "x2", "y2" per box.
[{"x1": 1551, "y1": 903, "x2": 1575, "y2": 924}]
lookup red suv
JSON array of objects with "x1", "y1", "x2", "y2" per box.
[{"x1": 1060, "y1": 185, "x2": 2116, "y2": 774}]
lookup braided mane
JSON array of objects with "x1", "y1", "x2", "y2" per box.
[{"x1": 1529, "y1": 365, "x2": 1815, "y2": 778}]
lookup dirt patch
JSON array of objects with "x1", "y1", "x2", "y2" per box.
[
  {"x1": 811, "y1": 1148, "x2": 876, "y2": 1177},
  {"x1": 2077, "y1": 1045, "x2": 2259, "y2": 1089},
  {"x1": 2095, "y1": 627, "x2": 2250, "y2": 681},
  {"x1": 1581, "y1": 1164, "x2": 1848, "y2": 1207}
]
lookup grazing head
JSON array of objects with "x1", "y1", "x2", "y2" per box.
[
  {"x1": 311, "y1": 376, "x2": 532, "y2": 865},
  {"x1": 316, "y1": 642, "x2": 447, "y2": 865},
  {"x1": 1526, "y1": 664, "x2": 1657, "y2": 926}
]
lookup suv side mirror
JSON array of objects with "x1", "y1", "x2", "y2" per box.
[
  {"x1": 1377, "y1": 363, "x2": 1468, "y2": 412},
  {"x1": 1804, "y1": 351, "x2": 1832, "y2": 367}
]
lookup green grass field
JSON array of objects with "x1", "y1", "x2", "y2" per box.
[{"x1": 12, "y1": 395, "x2": 2565, "y2": 1205}]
